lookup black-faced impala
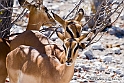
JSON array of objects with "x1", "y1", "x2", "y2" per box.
[
  {"x1": 52, "y1": 8, "x2": 84, "y2": 38},
  {"x1": 10, "y1": 30, "x2": 62, "y2": 57},
  {"x1": 6, "y1": 31, "x2": 87, "y2": 83},
  {"x1": 10, "y1": 8, "x2": 86, "y2": 55}
]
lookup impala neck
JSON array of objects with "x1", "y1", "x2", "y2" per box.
[
  {"x1": 50, "y1": 55, "x2": 75, "y2": 83},
  {"x1": 27, "y1": 13, "x2": 42, "y2": 30}
]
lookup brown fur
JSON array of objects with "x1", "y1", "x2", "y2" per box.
[
  {"x1": 52, "y1": 8, "x2": 84, "y2": 38},
  {"x1": 0, "y1": 38, "x2": 10, "y2": 83},
  {"x1": 19, "y1": 0, "x2": 56, "y2": 30},
  {"x1": 10, "y1": 30, "x2": 63, "y2": 60},
  {"x1": 7, "y1": 31, "x2": 87, "y2": 83},
  {"x1": 10, "y1": 30, "x2": 87, "y2": 61},
  {"x1": 6, "y1": 45, "x2": 74, "y2": 83}
]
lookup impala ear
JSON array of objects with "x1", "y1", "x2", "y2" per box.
[
  {"x1": 56, "y1": 32, "x2": 65, "y2": 41},
  {"x1": 18, "y1": 0, "x2": 33, "y2": 10},
  {"x1": 51, "y1": 12, "x2": 65, "y2": 26},
  {"x1": 74, "y1": 8, "x2": 84, "y2": 22}
]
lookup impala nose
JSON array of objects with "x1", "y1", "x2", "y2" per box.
[{"x1": 66, "y1": 58, "x2": 72, "y2": 66}]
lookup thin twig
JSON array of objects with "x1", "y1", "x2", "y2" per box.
[
  {"x1": 48, "y1": 26, "x2": 61, "y2": 38},
  {"x1": 85, "y1": 0, "x2": 123, "y2": 47},
  {"x1": 109, "y1": 6, "x2": 124, "y2": 25},
  {"x1": 64, "y1": 0, "x2": 83, "y2": 20},
  {"x1": 0, "y1": 3, "x2": 12, "y2": 12},
  {"x1": 90, "y1": 32, "x2": 106, "y2": 45},
  {"x1": 1, "y1": 8, "x2": 27, "y2": 34},
  {"x1": 81, "y1": 0, "x2": 105, "y2": 31}
]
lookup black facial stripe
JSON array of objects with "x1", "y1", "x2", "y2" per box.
[
  {"x1": 74, "y1": 44, "x2": 79, "y2": 54},
  {"x1": 66, "y1": 27, "x2": 74, "y2": 38},
  {"x1": 67, "y1": 21, "x2": 80, "y2": 38},
  {"x1": 67, "y1": 21, "x2": 75, "y2": 25},
  {"x1": 68, "y1": 48, "x2": 72, "y2": 59},
  {"x1": 76, "y1": 31, "x2": 80, "y2": 38},
  {"x1": 63, "y1": 44, "x2": 66, "y2": 53},
  {"x1": 68, "y1": 42, "x2": 72, "y2": 59},
  {"x1": 75, "y1": 24, "x2": 80, "y2": 38}
]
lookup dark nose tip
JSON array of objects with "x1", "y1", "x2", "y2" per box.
[
  {"x1": 66, "y1": 58, "x2": 72, "y2": 63},
  {"x1": 66, "y1": 58, "x2": 73, "y2": 66}
]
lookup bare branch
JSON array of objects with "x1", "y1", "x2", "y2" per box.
[
  {"x1": 64, "y1": 0, "x2": 84, "y2": 20},
  {"x1": 85, "y1": 0, "x2": 124, "y2": 47},
  {"x1": 1, "y1": 8, "x2": 27, "y2": 34}
]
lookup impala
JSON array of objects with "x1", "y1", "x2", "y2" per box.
[
  {"x1": 10, "y1": 30, "x2": 60, "y2": 54},
  {"x1": 0, "y1": 38, "x2": 10, "y2": 83},
  {"x1": 10, "y1": 8, "x2": 85, "y2": 54},
  {"x1": 18, "y1": 0, "x2": 56, "y2": 30},
  {"x1": 6, "y1": 31, "x2": 87, "y2": 83},
  {"x1": 52, "y1": 8, "x2": 84, "y2": 38}
]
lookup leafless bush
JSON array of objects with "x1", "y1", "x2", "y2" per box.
[
  {"x1": 84, "y1": 0, "x2": 124, "y2": 46},
  {"x1": 0, "y1": 0, "x2": 13, "y2": 38},
  {"x1": 0, "y1": 0, "x2": 123, "y2": 43}
]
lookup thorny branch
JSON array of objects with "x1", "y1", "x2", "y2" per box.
[
  {"x1": 0, "y1": 0, "x2": 123, "y2": 44},
  {"x1": 1, "y1": 8, "x2": 27, "y2": 34},
  {"x1": 0, "y1": 1, "x2": 13, "y2": 38},
  {"x1": 86, "y1": 0, "x2": 124, "y2": 47},
  {"x1": 64, "y1": 0, "x2": 84, "y2": 20},
  {"x1": 0, "y1": 2, "x2": 27, "y2": 36},
  {"x1": 43, "y1": 0, "x2": 123, "y2": 47},
  {"x1": 109, "y1": 2, "x2": 124, "y2": 25},
  {"x1": 0, "y1": 3, "x2": 12, "y2": 13},
  {"x1": 81, "y1": 0, "x2": 105, "y2": 30}
]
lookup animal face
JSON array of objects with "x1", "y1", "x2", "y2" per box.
[
  {"x1": 27, "y1": 4, "x2": 56, "y2": 27},
  {"x1": 52, "y1": 8, "x2": 84, "y2": 38},
  {"x1": 65, "y1": 20, "x2": 82, "y2": 38},
  {"x1": 63, "y1": 38, "x2": 79, "y2": 65},
  {"x1": 18, "y1": 0, "x2": 56, "y2": 30},
  {"x1": 57, "y1": 32, "x2": 87, "y2": 66}
]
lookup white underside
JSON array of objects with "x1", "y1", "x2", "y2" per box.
[
  {"x1": 8, "y1": 69, "x2": 40, "y2": 83},
  {"x1": 19, "y1": 74, "x2": 39, "y2": 83}
]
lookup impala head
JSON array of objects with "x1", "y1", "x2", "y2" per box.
[
  {"x1": 57, "y1": 32, "x2": 87, "y2": 66},
  {"x1": 52, "y1": 9, "x2": 84, "y2": 38},
  {"x1": 18, "y1": 0, "x2": 56, "y2": 30}
]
